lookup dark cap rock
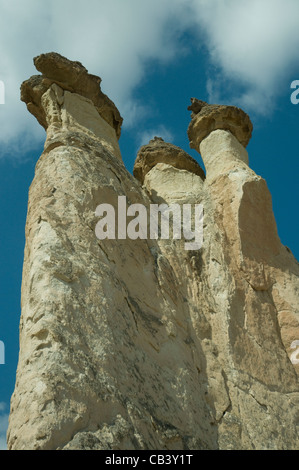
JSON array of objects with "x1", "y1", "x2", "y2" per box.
[
  {"x1": 133, "y1": 137, "x2": 205, "y2": 184},
  {"x1": 187, "y1": 98, "x2": 253, "y2": 149},
  {"x1": 21, "y1": 52, "x2": 123, "y2": 138}
]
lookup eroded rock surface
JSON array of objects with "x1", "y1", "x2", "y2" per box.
[
  {"x1": 133, "y1": 136, "x2": 205, "y2": 184},
  {"x1": 7, "y1": 53, "x2": 299, "y2": 450},
  {"x1": 187, "y1": 97, "x2": 253, "y2": 148},
  {"x1": 21, "y1": 52, "x2": 122, "y2": 138}
]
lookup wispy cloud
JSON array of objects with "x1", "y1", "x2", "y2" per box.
[
  {"x1": 0, "y1": 0, "x2": 299, "y2": 157},
  {"x1": 0, "y1": 402, "x2": 6, "y2": 413},
  {"x1": 0, "y1": 0, "x2": 192, "y2": 158},
  {"x1": 191, "y1": 0, "x2": 299, "y2": 114}
]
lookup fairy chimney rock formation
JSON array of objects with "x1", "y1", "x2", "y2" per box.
[
  {"x1": 7, "y1": 53, "x2": 299, "y2": 451},
  {"x1": 21, "y1": 52, "x2": 123, "y2": 159}
]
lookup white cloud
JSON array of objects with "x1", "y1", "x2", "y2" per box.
[
  {"x1": 190, "y1": 0, "x2": 299, "y2": 113},
  {"x1": 0, "y1": 0, "x2": 299, "y2": 157},
  {"x1": 0, "y1": 0, "x2": 192, "y2": 157}
]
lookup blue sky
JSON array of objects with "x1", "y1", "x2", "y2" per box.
[{"x1": 0, "y1": 0, "x2": 299, "y2": 449}]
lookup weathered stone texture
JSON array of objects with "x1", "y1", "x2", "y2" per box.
[
  {"x1": 133, "y1": 136, "x2": 205, "y2": 184},
  {"x1": 187, "y1": 98, "x2": 253, "y2": 149},
  {"x1": 7, "y1": 53, "x2": 299, "y2": 450},
  {"x1": 21, "y1": 52, "x2": 123, "y2": 138}
]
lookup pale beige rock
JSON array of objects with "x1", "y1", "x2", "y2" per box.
[
  {"x1": 143, "y1": 162, "x2": 204, "y2": 203},
  {"x1": 133, "y1": 137, "x2": 205, "y2": 184},
  {"x1": 7, "y1": 56, "x2": 299, "y2": 451},
  {"x1": 199, "y1": 129, "x2": 249, "y2": 182},
  {"x1": 21, "y1": 52, "x2": 123, "y2": 138},
  {"x1": 187, "y1": 98, "x2": 253, "y2": 149}
]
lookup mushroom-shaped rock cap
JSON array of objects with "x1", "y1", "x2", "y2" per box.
[
  {"x1": 133, "y1": 136, "x2": 205, "y2": 184},
  {"x1": 187, "y1": 98, "x2": 253, "y2": 149},
  {"x1": 21, "y1": 52, "x2": 123, "y2": 138}
]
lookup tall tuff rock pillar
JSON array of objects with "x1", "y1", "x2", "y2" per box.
[
  {"x1": 7, "y1": 53, "x2": 217, "y2": 451},
  {"x1": 7, "y1": 51, "x2": 299, "y2": 450},
  {"x1": 187, "y1": 99, "x2": 299, "y2": 448}
]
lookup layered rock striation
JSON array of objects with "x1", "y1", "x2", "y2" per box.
[{"x1": 7, "y1": 53, "x2": 299, "y2": 450}]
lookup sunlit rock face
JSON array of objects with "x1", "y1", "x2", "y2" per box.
[{"x1": 7, "y1": 53, "x2": 299, "y2": 451}]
